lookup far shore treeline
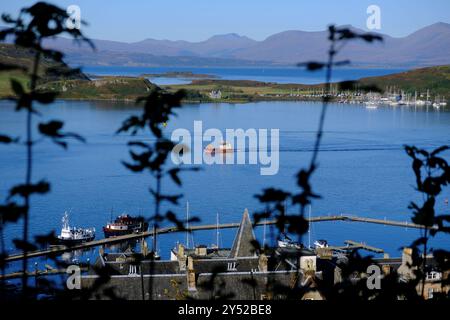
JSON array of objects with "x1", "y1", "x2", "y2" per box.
[{"x1": 0, "y1": 43, "x2": 448, "y2": 104}]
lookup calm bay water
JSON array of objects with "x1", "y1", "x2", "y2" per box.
[
  {"x1": 83, "y1": 66, "x2": 406, "y2": 85},
  {"x1": 1, "y1": 100, "x2": 450, "y2": 265}
]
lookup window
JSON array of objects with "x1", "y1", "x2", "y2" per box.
[
  {"x1": 426, "y1": 271, "x2": 442, "y2": 281},
  {"x1": 128, "y1": 265, "x2": 139, "y2": 275},
  {"x1": 428, "y1": 288, "x2": 434, "y2": 300},
  {"x1": 227, "y1": 262, "x2": 237, "y2": 271}
]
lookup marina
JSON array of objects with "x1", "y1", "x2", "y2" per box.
[{"x1": 3, "y1": 213, "x2": 438, "y2": 263}]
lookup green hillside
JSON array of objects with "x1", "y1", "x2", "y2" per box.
[
  {"x1": 0, "y1": 43, "x2": 87, "y2": 98},
  {"x1": 358, "y1": 65, "x2": 450, "y2": 99},
  {"x1": 39, "y1": 77, "x2": 157, "y2": 100}
]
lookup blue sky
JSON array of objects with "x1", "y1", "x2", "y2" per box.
[{"x1": 1, "y1": 0, "x2": 450, "y2": 42}]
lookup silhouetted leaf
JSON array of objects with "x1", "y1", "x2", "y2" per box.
[
  {"x1": 0, "y1": 134, "x2": 18, "y2": 144},
  {"x1": 9, "y1": 180, "x2": 50, "y2": 198},
  {"x1": 333, "y1": 60, "x2": 351, "y2": 67},
  {"x1": 359, "y1": 34, "x2": 383, "y2": 43},
  {"x1": 0, "y1": 202, "x2": 26, "y2": 223},
  {"x1": 38, "y1": 120, "x2": 85, "y2": 148},
  {"x1": 13, "y1": 239, "x2": 37, "y2": 252},
  {"x1": 34, "y1": 231, "x2": 57, "y2": 248},
  {"x1": 0, "y1": 62, "x2": 26, "y2": 72},
  {"x1": 255, "y1": 188, "x2": 291, "y2": 203},
  {"x1": 38, "y1": 120, "x2": 63, "y2": 135},
  {"x1": 431, "y1": 146, "x2": 449, "y2": 156},
  {"x1": 10, "y1": 79, "x2": 24, "y2": 95},
  {"x1": 297, "y1": 62, "x2": 325, "y2": 71},
  {"x1": 168, "y1": 168, "x2": 182, "y2": 186},
  {"x1": 33, "y1": 91, "x2": 57, "y2": 104}
]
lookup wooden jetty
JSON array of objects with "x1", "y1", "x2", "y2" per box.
[{"x1": 3, "y1": 214, "x2": 435, "y2": 262}]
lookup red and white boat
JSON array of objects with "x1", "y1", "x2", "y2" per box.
[
  {"x1": 103, "y1": 214, "x2": 148, "y2": 238},
  {"x1": 204, "y1": 141, "x2": 233, "y2": 154}
]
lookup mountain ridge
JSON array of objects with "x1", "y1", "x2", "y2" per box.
[{"x1": 40, "y1": 22, "x2": 450, "y2": 67}]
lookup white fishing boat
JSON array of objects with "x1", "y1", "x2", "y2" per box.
[{"x1": 57, "y1": 212, "x2": 95, "y2": 245}]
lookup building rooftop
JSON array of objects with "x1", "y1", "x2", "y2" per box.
[{"x1": 229, "y1": 209, "x2": 257, "y2": 258}]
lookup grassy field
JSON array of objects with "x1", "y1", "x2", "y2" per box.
[{"x1": 0, "y1": 72, "x2": 29, "y2": 97}]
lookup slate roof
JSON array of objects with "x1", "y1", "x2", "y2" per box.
[{"x1": 229, "y1": 209, "x2": 257, "y2": 258}]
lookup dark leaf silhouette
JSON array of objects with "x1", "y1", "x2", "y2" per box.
[
  {"x1": 255, "y1": 188, "x2": 291, "y2": 203},
  {"x1": 34, "y1": 231, "x2": 57, "y2": 248},
  {"x1": 296, "y1": 62, "x2": 325, "y2": 71},
  {"x1": 0, "y1": 134, "x2": 18, "y2": 144},
  {"x1": 38, "y1": 120, "x2": 85, "y2": 149},
  {"x1": 0, "y1": 62, "x2": 26, "y2": 72},
  {"x1": 9, "y1": 180, "x2": 50, "y2": 198},
  {"x1": 338, "y1": 80, "x2": 382, "y2": 93},
  {"x1": 10, "y1": 78, "x2": 25, "y2": 96},
  {"x1": 0, "y1": 202, "x2": 26, "y2": 223},
  {"x1": 13, "y1": 239, "x2": 37, "y2": 252},
  {"x1": 33, "y1": 91, "x2": 58, "y2": 104}
]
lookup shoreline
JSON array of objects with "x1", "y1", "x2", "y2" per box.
[{"x1": 1, "y1": 65, "x2": 448, "y2": 105}]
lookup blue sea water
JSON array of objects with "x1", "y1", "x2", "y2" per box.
[
  {"x1": 82, "y1": 66, "x2": 406, "y2": 85},
  {"x1": 1, "y1": 99, "x2": 449, "y2": 268}
]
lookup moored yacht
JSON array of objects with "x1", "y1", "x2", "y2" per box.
[
  {"x1": 365, "y1": 101, "x2": 378, "y2": 109},
  {"x1": 314, "y1": 239, "x2": 329, "y2": 249},
  {"x1": 277, "y1": 234, "x2": 304, "y2": 250}
]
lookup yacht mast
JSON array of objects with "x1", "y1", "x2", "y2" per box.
[
  {"x1": 186, "y1": 201, "x2": 190, "y2": 248},
  {"x1": 308, "y1": 205, "x2": 312, "y2": 249},
  {"x1": 263, "y1": 219, "x2": 267, "y2": 247},
  {"x1": 152, "y1": 224, "x2": 157, "y2": 254},
  {"x1": 216, "y1": 212, "x2": 220, "y2": 248}
]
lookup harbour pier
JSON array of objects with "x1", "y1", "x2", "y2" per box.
[{"x1": 3, "y1": 214, "x2": 436, "y2": 262}]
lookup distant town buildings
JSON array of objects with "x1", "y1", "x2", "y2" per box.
[{"x1": 81, "y1": 210, "x2": 450, "y2": 300}]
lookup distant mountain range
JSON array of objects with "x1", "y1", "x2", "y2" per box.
[{"x1": 40, "y1": 22, "x2": 450, "y2": 68}]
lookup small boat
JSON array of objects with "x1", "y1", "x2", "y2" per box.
[
  {"x1": 218, "y1": 141, "x2": 233, "y2": 153},
  {"x1": 103, "y1": 214, "x2": 148, "y2": 237},
  {"x1": 204, "y1": 144, "x2": 215, "y2": 154},
  {"x1": 57, "y1": 212, "x2": 95, "y2": 245},
  {"x1": 277, "y1": 234, "x2": 303, "y2": 250},
  {"x1": 204, "y1": 141, "x2": 234, "y2": 154},
  {"x1": 314, "y1": 239, "x2": 329, "y2": 249},
  {"x1": 365, "y1": 101, "x2": 378, "y2": 109},
  {"x1": 415, "y1": 100, "x2": 426, "y2": 106}
]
